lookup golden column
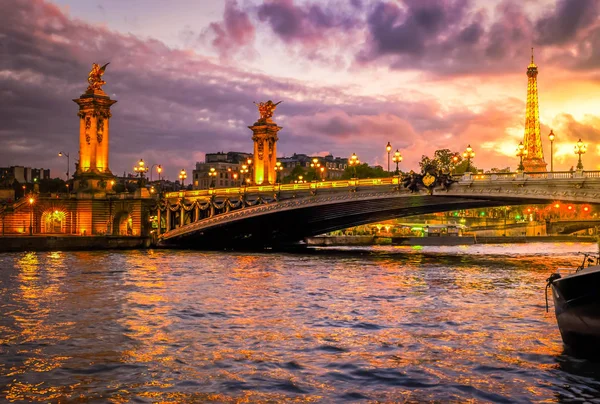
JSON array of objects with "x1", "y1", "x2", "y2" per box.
[
  {"x1": 73, "y1": 63, "x2": 117, "y2": 191},
  {"x1": 249, "y1": 100, "x2": 282, "y2": 185},
  {"x1": 522, "y1": 49, "x2": 547, "y2": 172}
]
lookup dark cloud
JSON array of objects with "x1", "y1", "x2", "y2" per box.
[
  {"x1": 207, "y1": 0, "x2": 256, "y2": 57},
  {"x1": 257, "y1": 0, "x2": 360, "y2": 44},
  {"x1": 536, "y1": 0, "x2": 599, "y2": 45}
]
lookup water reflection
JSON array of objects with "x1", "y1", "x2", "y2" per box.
[{"x1": 0, "y1": 244, "x2": 598, "y2": 402}]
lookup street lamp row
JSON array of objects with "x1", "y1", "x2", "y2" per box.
[{"x1": 385, "y1": 142, "x2": 403, "y2": 175}]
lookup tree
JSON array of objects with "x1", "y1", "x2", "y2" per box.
[
  {"x1": 341, "y1": 163, "x2": 387, "y2": 179},
  {"x1": 283, "y1": 165, "x2": 307, "y2": 183},
  {"x1": 419, "y1": 149, "x2": 477, "y2": 175}
]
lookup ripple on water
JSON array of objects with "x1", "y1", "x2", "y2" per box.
[{"x1": 0, "y1": 246, "x2": 599, "y2": 402}]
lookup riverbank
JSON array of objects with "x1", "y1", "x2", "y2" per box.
[
  {"x1": 0, "y1": 235, "x2": 152, "y2": 252},
  {"x1": 306, "y1": 235, "x2": 597, "y2": 246}
]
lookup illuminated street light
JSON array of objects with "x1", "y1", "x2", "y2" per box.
[
  {"x1": 179, "y1": 169, "x2": 187, "y2": 188},
  {"x1": 386, "y1": 142, "x2": 392, "y2": 174},
  {"x1": 548, "y1": 130, "x2": 555, "y2": 172},
  {"x1": 240, "y1": 164, "x2": 249, "y2": 186},
  {"x1": 348, "y1": 153, "x2": 360, "y2": 178},
  {"x1": 462, "y1": 145, "x2": 475, "y2": 173},
  {"x1": 58, "y1": 151, "x2": 70, "y2": 180},
  {"x1": 392, "y1": 149, "x2": 403, "y2": 175},
  {"x1": 516, "y1": 142, "x2": 527, "y2": 172},
  {"x1": 208, "y1": 167, "x2": 217, "y2": 188},
  {"x1": 134, "y1": 159, "x2": 149, "y2": 179},
  {"x1": 28, "y1": 196, "x2": 34, "y2": 235},
  {"x1": 310, "y1": 158, "x2": 321, "y2": 181},
  {"x1": 320, "y1": 166, "x2": 325, "y2": 181},
  {"x1": 275, "y1": 161, "x2": 284, "y2": 184},
  {"x1": 575, "y1": 138, "x2": 587, "y2": 170},
  {"x1": 150, "y1": 164, "x2": 162, "y2": 182}
]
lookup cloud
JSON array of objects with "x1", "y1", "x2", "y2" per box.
[
  {"x1": 2, "y1": 0, "x2": 600, "y2": 179},
  {"x1": 206, "y1": 0, "x2": 256, "y2": 58},
  {"x1": 535, "y1": 0, "x2": 599, "y2": 45}
]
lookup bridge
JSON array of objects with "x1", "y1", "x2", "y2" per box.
[
  {"x1": 546, "y1": 219, "x2": 600, "y2": 235},
  {"x1": 156, "y1": 171, "x2": 600, "y2": 248}
]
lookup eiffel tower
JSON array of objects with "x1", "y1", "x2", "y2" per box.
[{"x1": 522, "y1": 48, "x2": 547, "y2": 172}]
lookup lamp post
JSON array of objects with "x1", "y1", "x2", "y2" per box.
[
  {"x1": 134, "y1": 159, "x2": 149, "y2": 179},
  {"x1": 575, "y1": 138, "x2": 587, "y2": 170},
  {"x1": 28, "y1": 196, "x2": 34, "y2": 235},
  {"x1": 58, "y1": 151, "x2": 70, "y2": 180},
  {"x1": 240, "y1": 164, "x2": 249, "y2": 187},
  {"x1": 548, "y1": 130, "x2": 555, "y2": 172},
  {"x1": 247, "y1": 158, "x2": 253, "y2": 185},
  {"x1": 179, "y1": 169, "x2": 187, "y2": 188},
  {"x1": 310, "y1": 158, "x2": 321, "y2": 181},
  {"x1": 386, "y1": 142, "x2": 392, "y2": 174},
  {"x1": 275, "y1": 161, "x2": 284, "y2": 184},
  {"x1": 320, "y1": 166, "x2": 325, "y2": 181},
  {"x1": 150, "y1": 164, "x2": 162, "y2": 182},
  {"x1": 462, "y1": 145, "x2": 475, "y2": 173},
  {"x1": 348, "y1": 153, "x2": 359, "y2": 178},
  {"x1": 208, "y1": 167, "x2": 217, "y2": 188},
  {"x1": 451, "y1": 154, "x2": 459, "y2": 175},
  {"x1": 392, "y1": 149, "x2": 402, "y2": 175},
  {"x1": 516, "y1": 142, "x2": 527, "y2": 172}
]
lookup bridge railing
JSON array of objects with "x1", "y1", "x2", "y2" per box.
[{"x1": 163, "y1": 171, "x2": 600, "y2": 200}]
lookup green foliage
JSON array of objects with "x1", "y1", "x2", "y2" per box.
[
  {"x1": 283, "y1": 165, "x2": 308, "y2": 183},
  {"x1": 420, "y1": 149, "x2": 476, "y2": 175},
  {"x1": 341, "y1": 163, "x2": 388, "y2": 179}
]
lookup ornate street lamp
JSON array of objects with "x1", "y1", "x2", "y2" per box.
[
  {"x1": 150, "y1": 164, "x2": 162, "y2": 182},
  {"x1": 134, "y1": 159, "x2": 149, "y2": 179},
  {"x1": 208, "y1": 167, "x2": 217, "y2": 188},
  {"x1": 320, "y1": 166, "x2": 325, "y2": 181},
  {"x1": 28, "y1": 196, "x2": 34, "y2": 235},
  {"x1": 516, "y1": 142, "x2": 527, "y2": 172},
  {"x1": 58, "y1": 151, "x2": 70, "y2": 180},
  {"x1": 275, "y1": 161, "x2": 284, "y2": 183},
  {"x1": 392, "y1": 149, "x2": 402, "y2": 175},
  {"x1": 310, "y1": 158, "x2": 321, "y2": 181},
  {"x1": 348, "y1": 153, "x2": 360, "y2": 178},
  {"x1": 247, "y1": 158, "x2": 253, "y2": 184},
  {"x1": 179, "y1": 169, "x2": 187, "y2": 188},
  {"x1": 575, "y1": 138, "x2": 587, "y2": 170},
  {"x1": 462, "y1": 145, "x2": 475, "y2": 172},
  {"x1": 240, "y1": 164, "x2": 249, "y2": 186},
  {"x1": 548, "y1": 130, "x2": 555, "y2": 172},
  {"x1": 386, "y1": 142, "x2": 392, "y2": 174}
]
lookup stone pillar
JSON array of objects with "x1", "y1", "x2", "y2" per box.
[
  {"x1": 166, "y1": 209, "x2": 171, "y2": 231},
  {"x1": 157, "y1": 208, "x2": 161, "y2": 235},
  {"x1": 73, "y1": 90, "x2": 117, "y2": 192},
  {"x1": 194, "y1": 204, "x2": 200, "y2": 222},
  {"x1": 180, "y1": 208, "x2": 185, "y2": 227},
  {"x1": 249, "y1": 122, "x2": 281, "y2": 185}
]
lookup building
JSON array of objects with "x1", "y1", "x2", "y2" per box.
[
  {"x1": 193, "y1": 161, "x2": 243, "y2": 190},
  {"x1": 278, "y1": 153, "x2": 348, "y2": 180},
  {"x1": 0, "y1": 166, "x2": 51, "y2": 184}
]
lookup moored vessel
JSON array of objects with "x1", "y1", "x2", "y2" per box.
[{"x1": 547, "y1": 253, "x2": 600, "y2": 355}]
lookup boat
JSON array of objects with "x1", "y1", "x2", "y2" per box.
[{"x1": 546, "y1": 253, "x2": 600, "y2": 355}]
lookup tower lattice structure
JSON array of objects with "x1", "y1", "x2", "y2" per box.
[{"x1": 522, "y1": 49, "x2": 547, "y2": 172}]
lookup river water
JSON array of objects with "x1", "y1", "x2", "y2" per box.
[{"x1": 1, "y1": 243, "x2": 600, "y2": 402}]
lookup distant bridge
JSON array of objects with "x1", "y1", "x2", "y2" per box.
[
  {"x1": 157, "y1": 171, "x2": 600, "y2": 248},
  {"x1": 546, "y1": 219, "x2": 600, "y2": 235}
]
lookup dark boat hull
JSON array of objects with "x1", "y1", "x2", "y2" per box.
[{"x1": 551, "y1": 265, "x2": 600, "y2": 354}]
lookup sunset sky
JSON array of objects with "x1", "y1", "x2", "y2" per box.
[{"x1": 2, "y1": 0, "x2": 600, "y2": 180}]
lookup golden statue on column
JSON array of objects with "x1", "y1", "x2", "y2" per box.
[
  {"x1": 254, "y1": 100, "x2": 282, "y2": 123},
  {"x1": 249, "y1": 100, "x2": 283, "y2": 185},
  {"x1": 87, "y1": 62, "x2": 110, "y2": 94},
  {"x1": 73, "y1": 62, "x2": 117, "y2": 192}
]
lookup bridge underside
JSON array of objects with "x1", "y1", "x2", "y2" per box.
[{"x1": 159, "y1": 196, "x2": 539, "y2": 249}]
